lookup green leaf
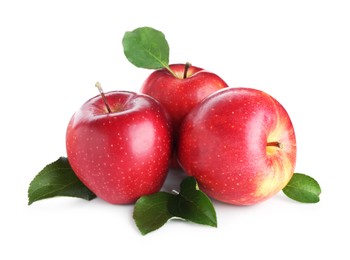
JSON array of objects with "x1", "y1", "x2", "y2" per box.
[
  {"x1": 133, "y1": 177, "x2": 217, "y2": 235},
  {"x1": 28, "y1": 157, "x2": 96, "y2": 205},
  {"x1": 133, "y1": 192, "x2": 175, "y2": 235},
  {"x1": 169, "y1": 177, "x2": 217, "y2": 227},
  {"x1": 122, "y1": 26, "x2": 171, "y2": 71},
  {"x1": 282, "y1": 173, "x2": 321, "y2": 203}
]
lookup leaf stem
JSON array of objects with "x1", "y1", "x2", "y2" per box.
[
  {"x1": 164, "y1": 65, "x2": 178, "y2": 78},
  {"x1": 171, "y1": 189, "x2": 179, "y2": 195}
]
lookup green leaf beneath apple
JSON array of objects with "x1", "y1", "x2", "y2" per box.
[
  {"x1": 133, "y1": 192, "x2": 175, "y2": 235},
  {"x1": 133, "y1": 177, "x2": 217, "y2": 235},
  {"x1": 282, "y1": 173, "x2": 321, "y2": 203},
  {"x1": 28, "y1": 157, "x2": 96, "y2": 205},
  {"x1": 168, "y1": 177, "x2": 217, "y2": 227}
]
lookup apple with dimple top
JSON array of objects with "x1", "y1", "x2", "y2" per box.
[
  {"x1": 178, "y1": 87, "x2": 297, "y2": 205},
  {"x1": 140, "y1": 63, "x2": 228, "y2": 168},
  {"x1": 66, "y1": 85, "x2": 172, "y2": 204},
  {"x1": 141, "y1": 63, "x2": 228, "y2": 133}
]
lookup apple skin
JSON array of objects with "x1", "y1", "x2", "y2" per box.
[
  {"x1": 177, "y1": 87, "x2": 297, "y2": 205},
  {"x1": 66, "y1": 91, "x2": 172, "y2": 204},
  {"x1": 140, "y1": 64, "x2": 228, "y2": 167}
]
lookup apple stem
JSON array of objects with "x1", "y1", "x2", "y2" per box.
[
  {"x1": 183, "y1": 62, "x2": 191, "y2": 79},
  {"x1": 95, "y1": 82, "x2": 112, "y2": 113},
  {"x1": 267, "y1": 141, "x2": 283, "y2": 149}
]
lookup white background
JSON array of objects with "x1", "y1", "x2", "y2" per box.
[{"x1": 1, "y1": 0, "x2": 349, "y2": 259}]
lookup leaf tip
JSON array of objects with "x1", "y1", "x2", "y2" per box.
[{"x1": 211, "y1": 220, "x2": 218, "y2": 228}]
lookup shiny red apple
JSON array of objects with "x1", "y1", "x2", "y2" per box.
[
  {"x1": 178, "y1": 87, "x2": 297, "y2": 205},
  {"x1": 66, "y1": 90, "x2": 172, "y2": 204},
  {"x1": 140, "y1": 63, "x2": 228, "y2": 132},
  {"x1": 140, "y1": 63, "x2": 228, "y2": 167}
]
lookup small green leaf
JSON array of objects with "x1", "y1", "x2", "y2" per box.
[
  {"x1": 133, "y1": 192, "x2": 175, "y2": 235},
  {"x1": 169, "y1": 177, "x2": 217, "y2": 227},
  {"x1": 283, "y1": 173, "x2": 321, "y2": 203},
  {"x1": 122, "y1": 26, "x2": 172, "y2": 72},
  {"x1": 28, "y1": 157, "x2": 96, "y2": 205}
]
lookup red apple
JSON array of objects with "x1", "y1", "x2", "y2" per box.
[
  {"x1": 178, "y1": 87, "x2": 297, "y2": 205},
  {"x1": 140, "y1": 63, "x2": 228, "y2": 167},
  {"x1": 141, "y1": 63, "x2": 228, "y2": 132},
  {"x1": 66, "y1": 91, "x2": 172, "y2": 204}
]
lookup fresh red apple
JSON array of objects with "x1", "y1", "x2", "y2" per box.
[
  {"x1": 140, "y1": 63, "x2": 228, "y2": 167},
  {"x1": 140, "y1": 63, "x2": 228, "y2": 132},
  {"x1": 66, "y1": 90, "x2": 172, "y2": 204},
  {"x1": 177, "y1": 87, "x2": 297, "y2": 205}
]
